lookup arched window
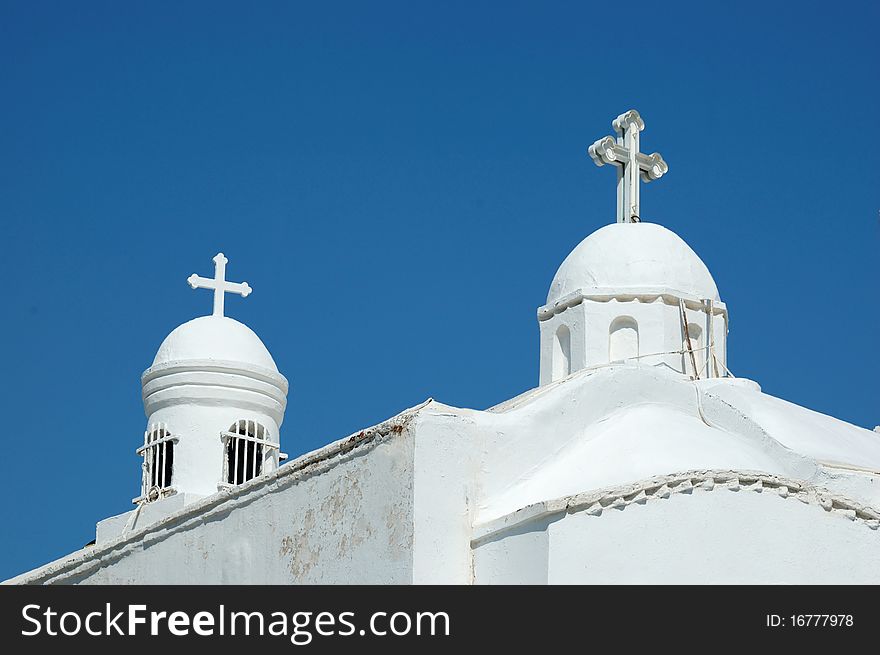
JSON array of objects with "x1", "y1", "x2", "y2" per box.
[
  {"x1": 552, "y1": 324, "x2": 571, "y2": 381},
  {"x1": 609, "y1": 316, "x2": 639, "y2": 362},
  {"x1": 221, "y1": 420, "x2": 280, "y2": 486},
  {"x1": 137, "y1": 423, "x2": 177, "y2": 502}
]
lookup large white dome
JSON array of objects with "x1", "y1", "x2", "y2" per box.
[
  {"x1": 152, "y1": 316, "x2": 278, "y2": 371},
  {"x1": 546, "y1": 222, "x2": 719, "y2": 305}
]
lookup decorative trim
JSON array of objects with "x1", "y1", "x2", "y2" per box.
[
  {"x1": 538, "y1": 289, "x2": 728, "y2": 322},
  {"x1": 141, "y1": 361, "x2": 289, "y2": 418},
  {"x1": 472, "y1": 469, "x2": 880, "y2": 544},
  {"x1": 142, "y1": 359, "x2": 289, "y2": 393}
]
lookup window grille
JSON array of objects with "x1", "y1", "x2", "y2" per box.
[
  {"x1": 135, "y1": 423, "x2": 177, "y2": 503},
  {"x1": 221, "y1": 420, "x2": 280, "y2": 486}
]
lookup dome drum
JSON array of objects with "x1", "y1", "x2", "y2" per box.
[{"x1": 539, "y1": 222, "x2": 728, "y2": 386}]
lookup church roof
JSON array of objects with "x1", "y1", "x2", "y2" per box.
[
  {"x1": 700, "y1": 379, "x2": 880, "y2": 472},
  {"x1": 151, "y1": 315, "x2": 278, "y2": 372},
  {"x1": 479, "y1": 366, "x2": 880, "y2": 522},
  {"x1": 546, "y1": 222, "x2": 719, "y2": 305}
]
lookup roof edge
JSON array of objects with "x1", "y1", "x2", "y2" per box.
[
  {"x1": 538, "y1": 288, "x2": 727, "y2": 321},
  {"x1": 4, "y1": 398, "x2": 434, "y2": 585},
  {"x1": 472, "y1": 469, "x2": 880, "y2": 544}
]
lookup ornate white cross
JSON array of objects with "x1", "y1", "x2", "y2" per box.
[
  {"x1": 187, "y1": 253, "x2": 252, "y2": 317},
  {"x1": 588, "y1": 109, "x2": 668, "y2": 223}
]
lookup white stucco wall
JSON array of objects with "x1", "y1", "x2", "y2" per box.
[
  {"x1": 409, "y1": 405, "x2": 482, "y2": 583},
  {"x1": 146, "y1": 403, "x2": 282, "y2": 499},
  {"x1": 11, "y1": 420, "x2": 416, "y2": 585},
  {"x1": 473, "y1": 475, "x2": 880, "y2": 584},
  {"x1": 472, "y1": 521, "x2": 549, "y2": 584},
  {"x1": 539, "y1": 295, "x2": 727, "y2": 385},
  {"x1": 539, "y1": 303, "x2": 587, "y2": 386}
]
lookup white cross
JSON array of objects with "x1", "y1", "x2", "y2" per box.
[
  {"x1": 588, "y1": 109, "x2": 668, "y2": 223},
  {"x1": 187, "y1": 253, "x2": 252, "y2": 317}
]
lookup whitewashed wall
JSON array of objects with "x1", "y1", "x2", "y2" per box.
[
  {"x1": 539, "y1": 296, "x2": 727, "y2": 385},
  {"x1": 474, "y1": 484, "x2": 880, "y2": 584},
  {"x1": 18, "y1": 430, "x2": 415, "y2": 585}
]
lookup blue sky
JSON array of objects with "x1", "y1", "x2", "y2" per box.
[{"x1": 1, "y1": 1, "x2": 877, "y2": 579}]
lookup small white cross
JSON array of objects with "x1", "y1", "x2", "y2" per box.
[
  {"x1": 187, "y1": 253, "x2": 252, "y2": 317},
  {"x1": 588, "y1": 109, "x2": 668, "y2": 223}
]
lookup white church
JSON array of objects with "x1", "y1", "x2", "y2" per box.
[{"x1": 7, "y1": 110, "x2": 880, "y2": 584}]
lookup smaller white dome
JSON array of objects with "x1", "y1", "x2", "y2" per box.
[
  {"x1": 547, "y1": 222, "x2": 719, "y2": 305},
  {"x1": 152, "y1": 316, "x2": 278, "y2": 371}
]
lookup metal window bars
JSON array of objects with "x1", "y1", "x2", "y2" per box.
[
  {"x1": 221, "y1": 419, "x2": 280, "y2": 486},
  {"x1": 135, "y1": 422, "x2": 178, "y2": 503}
]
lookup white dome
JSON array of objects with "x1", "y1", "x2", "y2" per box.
[
  {"x1": 152, "y1": 316, "x2": 278, "y2": 371},
  {"x1": 547, "y1": 222, "x2": 719, "y2": 305}
]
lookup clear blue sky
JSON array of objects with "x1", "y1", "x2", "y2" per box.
[{"x1": 1, "y1": 1, "x2": 877, "y2": 580}]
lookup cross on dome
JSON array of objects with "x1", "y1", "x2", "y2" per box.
[
  {"x1": 588, "y1": 109, "x2": 668, "y2": 223},
  {"x1": 187, "y1": 253, "x2": 252, "y2": 317}
]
